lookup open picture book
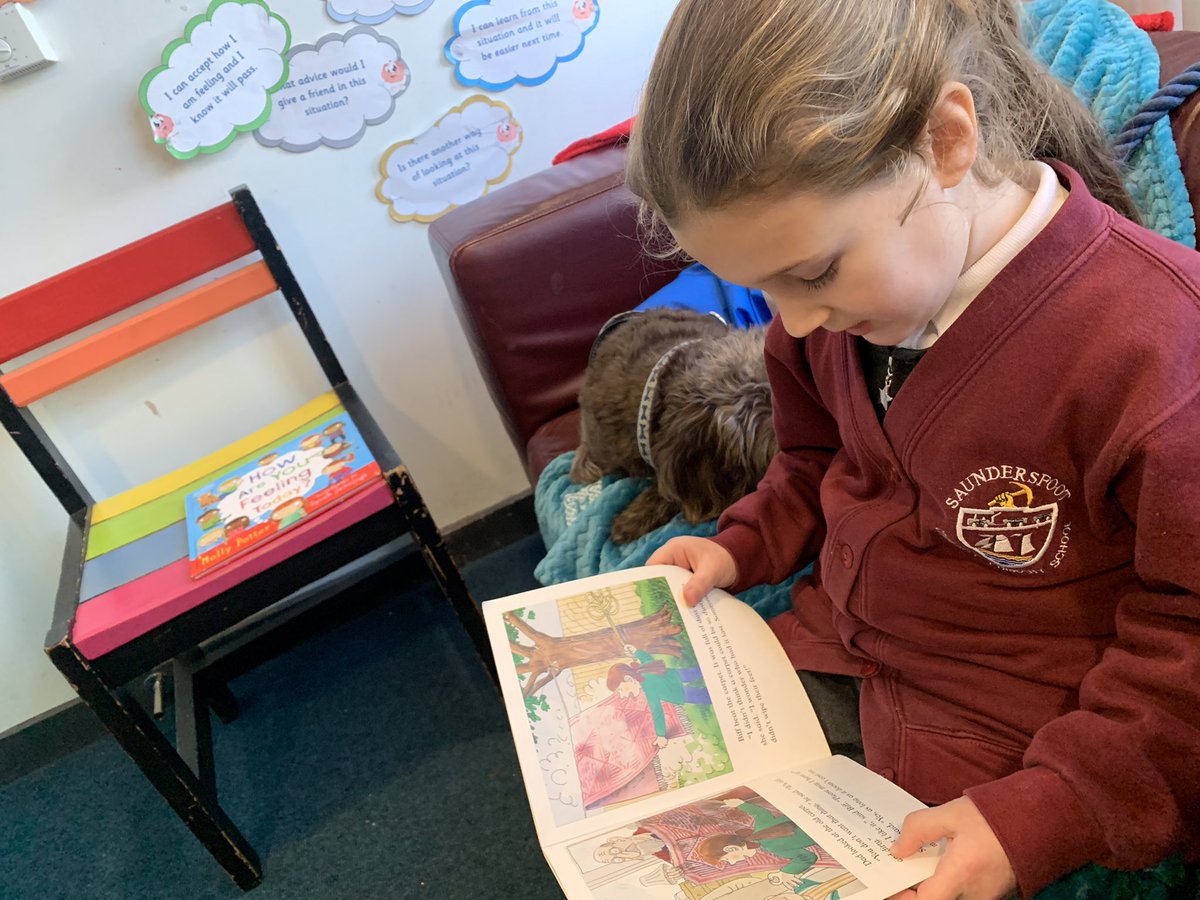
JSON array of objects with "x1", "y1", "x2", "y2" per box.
[{"x1": 483, "y1": 565, "x2": 944, "y2": 900}]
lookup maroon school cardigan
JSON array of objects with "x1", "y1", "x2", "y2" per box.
[{"x1": 711, "y1": 163, "x2": 1200, "y2": 896}]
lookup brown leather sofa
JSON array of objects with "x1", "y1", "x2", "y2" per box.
[{"x1": 429, "y1": 32, "x2": 1200, "y2": 488}]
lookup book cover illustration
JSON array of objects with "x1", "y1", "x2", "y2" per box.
[
  {"x1": 503, "y1": 575, "x2": 731, "y2": 828},
  {"x1": 565, "y1": 785, "x2": 867, "y2": 900},
  {"x1": 184, "y1": 414, "x2": 381, "y2": 578}
]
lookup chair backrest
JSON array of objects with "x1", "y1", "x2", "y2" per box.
[{"x1": 0, "y1": 187, "x2": 348, "y2": 518}]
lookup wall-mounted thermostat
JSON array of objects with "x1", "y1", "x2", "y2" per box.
[{"x1": 0, "y1": 3, "x2": 57, "y2": 83}]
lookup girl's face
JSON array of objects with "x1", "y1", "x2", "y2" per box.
[{"x1": 670, "y1": 169, "x2": 971, "y2": 346}]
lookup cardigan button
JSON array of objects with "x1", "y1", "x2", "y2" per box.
[{"x1": 840, "y1": 544, "x2": 854, "y2": 568}]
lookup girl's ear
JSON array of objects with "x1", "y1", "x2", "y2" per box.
[{"x1": 925, "y1": 81, "x2": 979, "y2": 189}]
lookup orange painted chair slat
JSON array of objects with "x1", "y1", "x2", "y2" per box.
[
  {"x1": 0, "y1": 261, "x2": 276, "y2": 407},
  {"x1": 0, "y1": 202, "x2": 255, "y2": 364}
]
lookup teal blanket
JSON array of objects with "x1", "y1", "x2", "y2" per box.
[
  {"x1": 533, "y1": 451, "x2": 798, "y2": 619},
  {"x1": 1024, "y1": 0, "x2": 1195, "y2": 247}
]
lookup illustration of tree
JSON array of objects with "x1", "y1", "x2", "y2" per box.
[{"x1": 506, "y1": 604, "x2": 683, "y2": 699}]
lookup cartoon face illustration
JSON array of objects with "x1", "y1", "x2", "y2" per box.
[
  {"x1": 217, "y1": 477, "x2": 241, "y2": 497},
  {"x1": 571, "y1": 0, "x2": 595, "y2": 22},
  {"x1": 197, "y1": 509, "x2": 223, "y2": 531},
  {"x1": 224, "y1": 516, "x2": 251, "y2": 535},
  {"x1": 196, "y1": 491, "x2": 220, "y2": 508},
  {"x1": 323, "y1": 458, "x2": 351, "y2": 477},
  {"x1": 496, "y1": 118, "x2": 521, "y2": 145},
  {"x1": 197, "y1": 527, "x2": 226, "y2": 550},
  {"x1": 381, "y1": 59, "x2": 407, "y2": 85},
  {"x1": 270, "y1": 498, "x2": 307, "y2": 528},
  {"x1": 257, "y1": 453, "x2": 278, "y2": 467},
  {"x1": 322, "y1": 441, "x2": 350, "y2": 459},
  {"x1": 150, "y1": 114, "x2": 174, "y2": 143},
  {"x1": 614, "y1": 675, "x2": 642, "y2": 698},
  {"x1": 299, "y1": 434, "x2": 324, "y2": 451}
]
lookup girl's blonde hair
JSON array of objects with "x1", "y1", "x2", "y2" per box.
[{"x1": 627, "y1": 0, "x2": 1139, "y2": 233}]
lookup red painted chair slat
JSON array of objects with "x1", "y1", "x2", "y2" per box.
[
  {"x1": 0, "y1": 261, "x2": 277, "y2": 407},
  {"x1": 0, "y1": 202, "x2": 255, "y2": 364}
]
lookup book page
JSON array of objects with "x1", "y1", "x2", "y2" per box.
[
  {"x1": 546, "y1": 756, "x2": 942, "y2": 900},
  {"x1": 483, "y1": 565, "x2": 830, "y2": 848}
]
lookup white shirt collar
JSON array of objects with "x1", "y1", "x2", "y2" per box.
[{"x1": 897, "y1": 161, "x2": 1068, "y2": 350}]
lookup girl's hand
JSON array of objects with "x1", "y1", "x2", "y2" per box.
[
  {"x1": 646, "y1": 537, "x2": 737, "y2": 606},
  {"x1": 888, "y1": 797, "x2": 1017, "y2": 900}
]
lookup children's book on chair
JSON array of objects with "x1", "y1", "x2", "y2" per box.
[
  {"x1": 183, "y1": 414, "x2": 381, "y2": 579},
  {"x1": 484, "y1": 565, "x2": 944, "y2": 900}
]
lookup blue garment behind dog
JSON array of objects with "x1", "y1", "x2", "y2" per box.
[{"x1": 635, "y1": 263, "x2": 773, "y2": 328}]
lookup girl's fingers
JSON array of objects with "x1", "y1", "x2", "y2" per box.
[{"x1": 891, "y1": 808, "x2": 953, "y2": 858}]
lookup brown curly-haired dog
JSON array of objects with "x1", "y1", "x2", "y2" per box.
[{"x1": 570, "y1": 308, "x2": 777, "y2": 544}]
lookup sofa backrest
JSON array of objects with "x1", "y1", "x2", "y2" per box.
[{"x1": 429, "y1": 146, "x2": 687, "y2": 479}]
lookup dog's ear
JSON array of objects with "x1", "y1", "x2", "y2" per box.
[
  {"x1": 570, "y1": 419, "x2": 604, "y2": 483},
  {"x1": 655, "y1": 381, "x2": 777, "y2": 524},
  {"x1": 611, "y1": 484, "x2": 680, "y2": 544}
]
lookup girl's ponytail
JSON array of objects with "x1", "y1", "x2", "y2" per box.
[{"x1": 967, "y1": 0, "x2": 1141, "y2": 222}]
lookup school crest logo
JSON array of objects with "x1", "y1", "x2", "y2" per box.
[{"x1": 955, "y1": 481, "x2": 1058, "y2": 569}]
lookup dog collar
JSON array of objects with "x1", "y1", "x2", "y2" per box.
[
  {"x1": 637, "y1": 339, "x2": 700, "y2": 468},
  {"x1": 587, "y1": 309, "x2": 728, "y2": 367}
]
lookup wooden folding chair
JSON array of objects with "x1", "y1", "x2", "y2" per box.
[{"x1": 0, "y1": 186, "x2": 496, "y2": 889}]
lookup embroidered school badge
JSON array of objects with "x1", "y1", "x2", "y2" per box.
[{"x1": 955, "y1": 481, "x2": 1058, "y2": 569}]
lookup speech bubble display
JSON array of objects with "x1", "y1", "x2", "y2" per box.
[
  {"x1": 254, "y1": 27, "x2": 410, "y2": 152},
  {"x1": 445, "y1": 0, "x2": 599, "y2": 91},
  {"x1": 325, "y1": 0, "x2": 435, "y2": 25},
  {"x1": 140, "y1": 0, "x2": 290, "y2": 159},
  {"x1": 376, "y1": 95, "x2": 522, "y2": 223}
]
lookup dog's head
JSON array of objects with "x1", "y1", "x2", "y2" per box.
[
  {"x1": 570, "y1": 308, "x2": 730, "y2": 484},
  {"x1": 651, "y1": 327, "x2": 777, "y2": 523}
]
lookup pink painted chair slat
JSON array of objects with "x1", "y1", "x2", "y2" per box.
[{"x1": 72, "y1": 481, "x2": 395, "y2": 659}]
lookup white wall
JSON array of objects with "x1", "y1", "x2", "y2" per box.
[{"x1": 0, "y1": 0, "x2": 679, "y2": 734}]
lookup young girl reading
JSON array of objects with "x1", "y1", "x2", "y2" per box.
[{"x1": 630, "y1": 1, "x2": 1200, "y2": 897}]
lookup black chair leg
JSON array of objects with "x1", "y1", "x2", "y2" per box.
[
  {"x1": 47, "y1": 642, "x2": 262, "y2": 890},
  {"x1": 174, "y1": 654, "x2": 216, "y2": 795},
  {"x1": 387, "y1": 467, "x2": 499, "y2": 687},
  {"x1": 207, "y1": 679, "x2": 241, "y2": 724}
]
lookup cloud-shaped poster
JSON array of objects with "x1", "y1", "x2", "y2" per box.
[
  {"x1": 254, "y1": 27, "x2": 410, "y2": 152},
  {"x1": 376, "y1": 95, "x2": 523, "y2": 223},
  {"x1": 445, "y1": 0, "x2": 599, "y2": 91},
  {"x1": 325, "y1": 0, "x2": 435, "y2": 25},
  {"x1": 139, "y1": 0, "x2": 290, "y2": 159}
]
